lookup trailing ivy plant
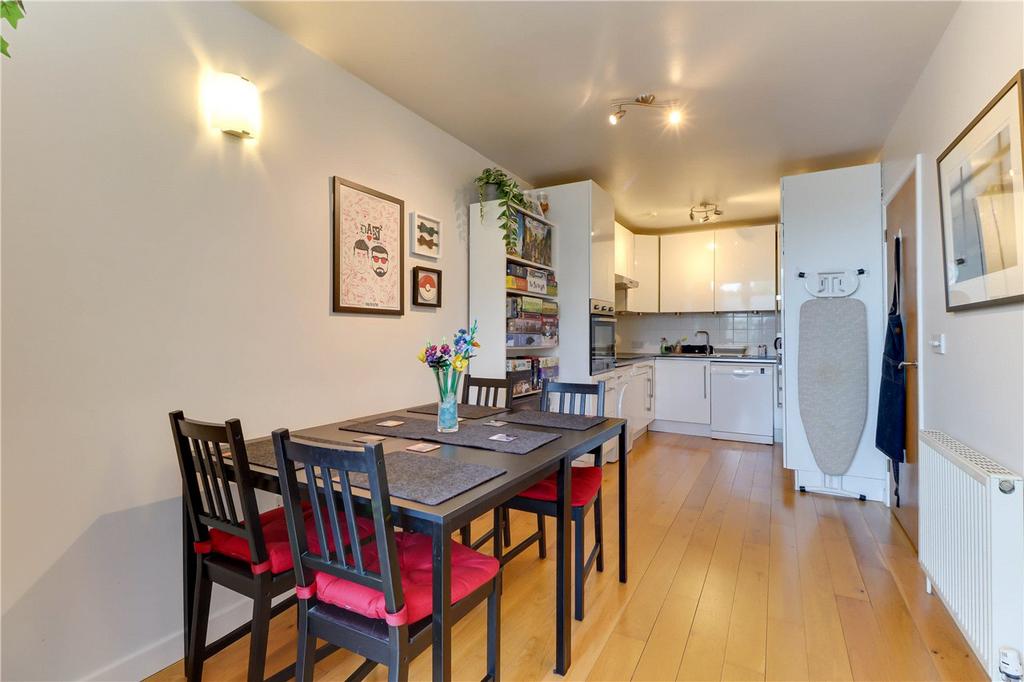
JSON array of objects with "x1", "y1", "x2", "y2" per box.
[
  {"x1": 474, "y1": 167, "x2": 526, "y2": 253},
  {"x1": 1, "y1": 0, "x2": 25, "y2": 58}
]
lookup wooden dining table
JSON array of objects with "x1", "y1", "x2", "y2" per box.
[{"x1": 181, "y1": 405, "x2": 628, "y2": 680}]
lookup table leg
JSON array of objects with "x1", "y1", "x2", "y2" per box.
[
  {"x1": 618, "y1": 427, "x2": 628, "y2": 584},
  {"x1": 431, "y1": 522, "x2": 452, "y2": 681},
  {"x1": 182, "y1": 496, "x2": 196, "y2": 676},
  {"x1": 554, "y1": 457, "x2": 572, "y2": 675}
]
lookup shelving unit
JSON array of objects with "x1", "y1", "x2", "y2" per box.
[{"x1": 470, "y1": 200, "x2": 560, "y2": 399}]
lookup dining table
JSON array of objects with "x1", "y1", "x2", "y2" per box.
[{"x1": 181, "y1": 403, "x2": 628, "y2": 681}]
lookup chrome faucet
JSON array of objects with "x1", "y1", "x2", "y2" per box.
[{"x1": 695, "y1": 330, "x2": 711, "y2": 355}]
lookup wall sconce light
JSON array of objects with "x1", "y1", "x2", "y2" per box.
[{"x1": 204, "y1": 72, "x2": 260, "y2": 139}]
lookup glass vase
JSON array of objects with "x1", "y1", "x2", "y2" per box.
[{"x1": 437, "y1": 393, "x2": 459, "y2": 433}]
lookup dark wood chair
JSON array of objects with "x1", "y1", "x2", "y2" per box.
[
  {"x1": 459, "y1": 375, "x2": 514, "y2": 549},
  {"x1": 502, "y1": 380, "x2": 607, "y2": 621},
  {"x1": 272, "y1": 430, "x2": 502, "y2": 682},
  {"x1": 171, "y1": 411, "x2": 297, "y2": 682}
]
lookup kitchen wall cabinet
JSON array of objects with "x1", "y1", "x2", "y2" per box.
[
  {"x1": 629, "y1": 235, "x2": 660, "y2": 312},
  {"x1": 614, "y1": 222, "x2": 635, "y2": 278},
  {"x1": 654, "y1": 358, "x2": 710, "y2": 424},
  {"x1": 714, "y1": 225, "x2": 777, "y2": 311},
  {"x1": 591, "y1": 187, "x2": 616, "y2": 302},
  {"x1": 660, "y1": 230, "x2": 715, "y2": 312}
]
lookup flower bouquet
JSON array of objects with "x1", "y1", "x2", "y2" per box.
[{"x1": 417, "y1": 321, "x2": 480, "y2": 432}]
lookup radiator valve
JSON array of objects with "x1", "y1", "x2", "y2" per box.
[{"x1": 1000, "y1": 647, "x2": 1022, "y2": 681}]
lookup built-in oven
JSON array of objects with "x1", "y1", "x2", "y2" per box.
[{"x1": 590, "y1": 298, "x2": 616, "y2": 374}]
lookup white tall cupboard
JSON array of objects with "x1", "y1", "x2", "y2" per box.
[{"x1": 660, "y1": 231, "x2": 715, "y2": 312}]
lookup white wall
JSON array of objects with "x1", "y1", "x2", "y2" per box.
[
  {"x1": 880, "y1": 1, "x2": 1024, "y2": 473},
  {"x1": 0, "y1": 3, "x2": 511, "y2": 679}
]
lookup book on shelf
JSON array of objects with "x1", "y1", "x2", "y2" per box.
[{"x1": 506, "y1": 355, "x2": 560, "y2": 396}]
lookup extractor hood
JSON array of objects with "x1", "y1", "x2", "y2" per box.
[{"x1": 615, "y1": 273, "x2": 639, "y2": 289}]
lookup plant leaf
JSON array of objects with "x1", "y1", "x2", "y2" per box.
[
  {"x1": 1, "y1": 36, "x2": 9, "y2": 58},
  {"x1": 2, "y1": 1, "x2": 24, "y2": 28}
]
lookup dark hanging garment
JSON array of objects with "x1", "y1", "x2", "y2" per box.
[{"x1": 875, "y1": 236, "x2": 906, "y2": 496}]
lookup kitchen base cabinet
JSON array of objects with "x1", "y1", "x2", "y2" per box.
[{"x1": 653, "y1": 358, "x2": 710, "y2": 425}]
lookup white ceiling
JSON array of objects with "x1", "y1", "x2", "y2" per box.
[{"x1": 243, "y1": 1, "x2": 957, "y2": 230}]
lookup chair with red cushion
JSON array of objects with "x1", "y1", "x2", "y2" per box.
[
  {"x1": 170, "y1": 411, "x2": 372, "y2": 681},
  {"x1": 502, "y1": 380, "x2": 607, "y2": 621},
  {"x1": 273, "y1": 430, "x2": 502, "y2": 682}
]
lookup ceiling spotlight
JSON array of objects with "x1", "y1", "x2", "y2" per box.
[
  {"x1": 690, "y1": 201, "x2": 722, "y2": 223},
  {"x1": 608, "y1": 93, "x2": 680, "y2": 127}
]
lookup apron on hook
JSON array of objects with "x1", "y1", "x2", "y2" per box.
[{"x1": 875, "y1": 236, "x2": 906, "y2": 501}]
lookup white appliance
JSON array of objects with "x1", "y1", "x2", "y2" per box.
[{"x1": 710, "y1": 363, "x2": 774, "y2": 444}]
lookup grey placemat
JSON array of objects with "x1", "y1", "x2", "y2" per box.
[
  {"x1": 407, "y1": 403, "x2": 509, "y2": 419},
  {"x1": 346, "y1": 452, "x2": 506, "y2": 505},
  {"x1": 499, "y1": 411, "x2": 607, "y2": 431},
  {"x1": 226, "y1": 438, "x2": 301, "y2": 470},
  {"x1": 342, "y1": 417, "x2": 561, "y2": 455}
]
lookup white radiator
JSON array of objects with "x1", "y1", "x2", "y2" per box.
[{"x1": 919, "y1": 430, "x2": 1024, "y2": 680}]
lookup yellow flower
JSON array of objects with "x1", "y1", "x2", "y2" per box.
[
  {"x1": 452, "y1": 354, "x2": 467, "y2": 372},
  {"x1": 417, "y1": 349, "x2": 427, "y2": 363}
]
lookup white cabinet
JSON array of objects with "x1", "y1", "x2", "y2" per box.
[
  {"x1": 590, "y1": 186, "x2": 615, "y2": 302},
  {"x1": 614, "y1": 222, "x2": 635, "y2": 278},
  {"x1": 660, "y1": 230, "x2": 715, "y2": 312},
  {"x1": 629, "y1": 235, "x2": 660, "y2": 312},
  {"x1": 654, "y1": 358, "x2": 710, "y2": 424},
  {"x1": 622, "y1": 362, "x2": 655, "y2": 446},
  {"x1": 714, "y1": 225, "x2": 777, "y2": 311}
]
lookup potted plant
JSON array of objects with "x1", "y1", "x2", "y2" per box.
[
  {"x1": 417, "y1": 322, "x2": 480, "y2": 432},
  {"x1": 474, "y1": 168, "x2": 526, "y2": 253}
]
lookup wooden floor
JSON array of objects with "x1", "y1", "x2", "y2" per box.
[{"x1": 150, "y1": 432, "x2": 985, "y2": 681}]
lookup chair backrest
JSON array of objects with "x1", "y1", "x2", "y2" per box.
[
  {"x1": 169, "y1": 410, "x2": 268, "y2": 564},
  {"x1": 272, "y1": 430, "x2": 405, "y2": 619},
  {"x1": 540, "y1": 379, "x2": 606, "y2": 417},
  {"x1": 462, "y1": 374, "x2": 513, "y2": 409}
]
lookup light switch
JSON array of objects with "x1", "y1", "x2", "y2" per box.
[{"x1": 929, "y1": 333, "x2": 946, "y2": 354}]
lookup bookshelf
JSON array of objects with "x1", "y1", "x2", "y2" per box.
[{"x1": 469, "y1": 200, "x2": 560, "y2": 398}]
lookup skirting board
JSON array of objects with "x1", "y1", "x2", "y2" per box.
[{"x1": 649, "y1": 419, "x2": 711, "y2": 437}]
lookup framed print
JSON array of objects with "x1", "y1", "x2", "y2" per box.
[
  {"x1": 410, "y1": 212, "x2": 442, "y2": 259},
  {"x1": 411, "y1": 266, "x2": 442, "y2": 307},
  {"x1": 332, "y1": 177, "x2": 404, "y2": 315},
  {"x1": 937, "y1": 70, "x2": 1024, "y2": 311}
]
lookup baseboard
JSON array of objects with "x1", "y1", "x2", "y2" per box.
[
  {"x1": 649, "y1": 420, "x2": 711, "y2": 437},
  {"x1": 83, "y1": 591, "x2": 291, "y2": 681},
  {"x1": 774, "y1": 427, "x2": 783, "y2": 443}
]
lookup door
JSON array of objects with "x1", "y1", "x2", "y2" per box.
[
  {"x1": 615, "y1": 222, "x2": 634, "y2": 277},
  {"x1": 885, "y1": 160, "x2": 921, "y2": 548},
  {"x1": 714, "y1": 225, "x2": 777, "y2": 311},
  {"x1": 629, "y1": 235, "x2": 660, "y2": 312},
  {"x1": 590, "y1": 183, "x2": 615, "y2": 301},
  {"x1": 660, "y1": 230, "x2": 715, "y2": 312},
  {"x1": 654, "y1": 359, "x2": 710, "y2": 424}
]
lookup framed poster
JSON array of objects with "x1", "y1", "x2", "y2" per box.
[
  {"x1": 410, "y1": 212, "x2": 441, "y2": 259},
  {"x1": 937, "y1": 70, "x2": 1024, "y2": 311},
  {"x1": 411, "y1": 266, "x2": 442, "y2": 307},
  {"x1": 332, "y1": 176, "x2": 404, "y2": 315}
]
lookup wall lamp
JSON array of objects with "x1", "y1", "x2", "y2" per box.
[
  {"x1": 203, "y1": 72, "x2": 260, "y2": 139},
  {"x1": 608, "y1": 94, "x2": 682, "y2": 127}
]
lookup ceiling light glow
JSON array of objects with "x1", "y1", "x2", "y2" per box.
[{"x1": 667, "y1": 109, "x2": 683, "y2": 125}]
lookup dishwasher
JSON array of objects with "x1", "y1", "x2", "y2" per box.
[{"x1": 710, "y1": 363, "x2": 774, "y2": 444}]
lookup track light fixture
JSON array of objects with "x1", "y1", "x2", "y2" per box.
[
  {"x1": 608, "y1": 94, "x2": 682, "y2": 127},
  {"x1": 689, "y1": 202, "x2": 723, "y2": 223}
]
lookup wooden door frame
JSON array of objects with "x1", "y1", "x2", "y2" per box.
[{"x1": 881, "y1": 154, "x2": 925, "y2": 510}]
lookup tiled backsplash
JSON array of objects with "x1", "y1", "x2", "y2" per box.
[{"x1": 617, "y1": 312, "x2": 779, "y2": 354}]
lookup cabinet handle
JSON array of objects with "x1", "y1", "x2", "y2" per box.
[{"x1": 703, "y1": 365, "x2": 707, "y2": 399}]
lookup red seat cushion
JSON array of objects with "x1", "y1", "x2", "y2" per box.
[
  {"x1": 209, "y1": 504, "x2": 375, "y2": 575},
  {"x1": 515, "y1": 466, "x2": 603, "y2": 507},
  {"x1": 313, "y1": 532, "x2": 499, "y2": 626}
]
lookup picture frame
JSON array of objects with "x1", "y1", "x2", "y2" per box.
[
  {"x1": 937, "y1": 70, "x2": 1024, "y2": 312},
  {"x1": 410, "y1": 212, "x2": 442, "y2": 259},
  {"x1": 411, "y1": 266, "x2": 442, "y2": 308},
  {"x1": 332, "y1": 176, "x2": 404, "y2": 315}
]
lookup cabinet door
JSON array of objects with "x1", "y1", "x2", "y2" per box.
[
  {"x1": 626, "y1": 372, "x2": 647, "y2": 442},
  {"x1": 590, "y1": 184, "x2": 615, "y2": 301},
  {"x1": 714, "y1": 225, "x2": 777, "y2": 311},
  {"x1": 614, "y1": 222, "x2": 634, "y2": 277},
  {"x1": 660, "y1": 231, "x2": 715, "y2": 312},
  {"x1": 629, "y1": 235, "x2": 660, "y2": 312},
  {"x1": 654, "y1": 359, "x2": 710, "y2": 424}
]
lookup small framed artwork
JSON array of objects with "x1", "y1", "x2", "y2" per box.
[
  {"x1": 333, "y1": 176, "x2": 404, "y2": 315},
  {"x1": 937, "y1": 69, "x2": 1024, "y2": 311},
  {"x1": 410, "y1": 212, "x2": 442, "y2": 259},
  {"x1": 412, "y1": 266, "x2": 442, "y2": 307},
  {"x1": 520, "y1": 193, "x2": 543, "y2": 217}
]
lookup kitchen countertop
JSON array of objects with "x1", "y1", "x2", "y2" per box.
[{"x1": 615, "y1": 353, "x2": 778, "y2": 367}]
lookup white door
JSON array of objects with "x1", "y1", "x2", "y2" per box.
[
  {"x1": 714, "y1": 225, "x2": 777, "y2": 311},
  {"x1": 660, "y1": 231, "x2": 715, "y2": 312},
  {"x1": 629, "y1": 235, "x2": 660, "y2": 312},
  {"x1": 654, "y1": 359, "x2": 710, "y2": 424},
  {"x1": 590, "y1": 184, "x2": 615, "y2": 301}
]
